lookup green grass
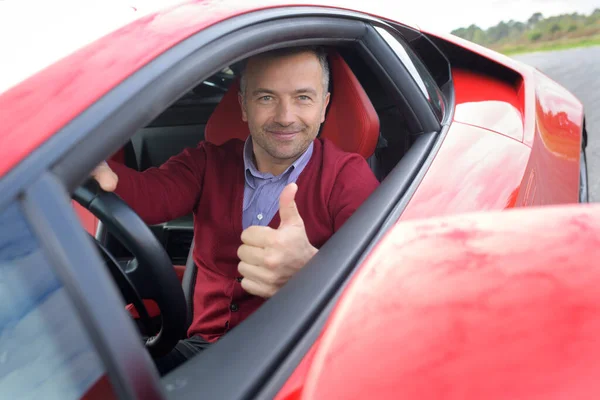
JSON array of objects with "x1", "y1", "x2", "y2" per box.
[{"x1": 496, "y1": 35, "x2": 600, "y2": 55}]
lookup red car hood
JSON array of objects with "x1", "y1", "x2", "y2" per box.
[{"x1": 280, "y1": 203, "x2": 600, "y2": 399}]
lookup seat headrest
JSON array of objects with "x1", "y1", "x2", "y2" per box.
[{"x1": 205, "y1": 50, "x2": 379, "y2": 159}]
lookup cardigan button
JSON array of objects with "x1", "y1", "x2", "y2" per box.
[
  {"x1": 230, "y1": 303, "x2": 239, "y2": 312},
  {"x1": 236, "y1": 277, "x2": 243, "y2": 283}
]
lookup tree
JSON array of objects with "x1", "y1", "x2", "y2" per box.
[
  {"x1": 527, "y1": 12, "x2": 544, "y2": 28},
  {"x1": 450, "y1": 8, "x2": 598, "y2": 50},
  {"x1": 451, "y1": 24, "x2": 486, "y2": 45},
  {"x1": 487, "y1": 21, "x2": 511, "y2": 42}
]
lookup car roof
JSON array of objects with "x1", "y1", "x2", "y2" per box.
[{"x1": 0, "y1": 0, "x2": 421, "y2": 179}]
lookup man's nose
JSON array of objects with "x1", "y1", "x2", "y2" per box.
[{"x1": 273, "y1": 100, "x2": 295, "y2": 126}]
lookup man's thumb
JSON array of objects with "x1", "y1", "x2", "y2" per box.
[{"x1": 278, "y1": 183, "x2": 302, "y2": 227}]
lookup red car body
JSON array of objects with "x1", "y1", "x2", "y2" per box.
[
  {"x1": 0, "y1": 1, "x2": 592, "y2": 399},
  {"x1": 277, "y1": 202, "x2": 600, "y2": 400}
]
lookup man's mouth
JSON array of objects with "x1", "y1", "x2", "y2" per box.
[{"x1": 268, "y1": 130, "x2": 300, "y2": 140}]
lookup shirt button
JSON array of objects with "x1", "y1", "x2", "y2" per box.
[
  {"x1": 257, "y1": 213, "x2": 263, "y2": 221},
  {"x1": 230, "y1": 303, "x2": 239, "y2": 312}
]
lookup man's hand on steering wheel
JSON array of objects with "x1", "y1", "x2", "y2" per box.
[
  {"x1": 73, "y1": 168, "x2": 187, "y2": 358},
  {"x1": 92, "y1": 161, "x2": 119, "y2": 192}
]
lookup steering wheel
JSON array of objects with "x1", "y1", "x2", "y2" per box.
[{"x1": 73, "y1": 179, "x2": 187, "y2": 358}]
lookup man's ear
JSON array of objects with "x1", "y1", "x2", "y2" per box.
[
  {"x1": 320, "y1": 92, "x2": 331, "y2": 123},
  {"x1": 238, "y1": 92, "x2": 248, "y2": 122}
]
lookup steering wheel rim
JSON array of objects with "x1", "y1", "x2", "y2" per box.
[{"x1": 73, "y1": 179, "x2": 187, "y2": 358}]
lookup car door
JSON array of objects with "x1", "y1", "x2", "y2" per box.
[{"x1": 2, "y1": 5, "x2": 446, "y2": 400}]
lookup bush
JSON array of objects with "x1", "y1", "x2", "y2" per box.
[
  {"x1": 550, "y1": 23, "x2": 561, "y2": 33},
  {"x1": 529, "y1": 31, "x2": 543, "y2": 41}
]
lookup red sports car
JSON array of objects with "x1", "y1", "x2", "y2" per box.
[{"x1": 0, "y1": 1, "x2": 595, "y2": 399}]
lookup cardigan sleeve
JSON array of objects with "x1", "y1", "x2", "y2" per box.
[
  {"x1": 107, "y1": 144, "x2": 207, "y2": 225},
  {"x1": 328, "y1": 155, "x2": 380, "y2": 232}
]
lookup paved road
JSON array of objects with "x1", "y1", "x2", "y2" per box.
[{"x1": 513, "y1": 46, "x2": 600, "y2": 201}]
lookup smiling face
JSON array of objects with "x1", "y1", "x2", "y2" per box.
[{"x1": 239, "y1": 49, "x2": 330, "y2": 175}]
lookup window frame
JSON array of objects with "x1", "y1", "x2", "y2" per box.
[{"x1": 374, "y1": 25, "x2": 450, "y2": 124}]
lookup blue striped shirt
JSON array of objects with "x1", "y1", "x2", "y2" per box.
[{"x1": 242, "y1": 137, "x2": 314, "y2": 229}]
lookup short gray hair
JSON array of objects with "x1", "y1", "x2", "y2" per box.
[{"x1": 239, "y1": 45, "x2": 330, "y2": 99}]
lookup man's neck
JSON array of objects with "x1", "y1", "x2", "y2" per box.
[
  {"x1": 245, "y1": 137, "x2": 314, "y2": 176},
  {"x1": 253, "y1": 153, "x2": 300, "y2": 176}
]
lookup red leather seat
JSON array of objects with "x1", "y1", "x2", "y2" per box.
[{"x1": 204, "y1": 50, "x2": 380, "y2": 159}]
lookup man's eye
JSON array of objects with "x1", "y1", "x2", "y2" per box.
[
  {"x1": 298, "y1": 95, "x2": 311, "y2": 101},
  {"x1": 259, "y1": 95, "x2": 273, "y2": 101}
]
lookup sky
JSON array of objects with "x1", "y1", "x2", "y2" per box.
[{"x1": 403, "y1": 0, "x2": 600, "y2": 33}]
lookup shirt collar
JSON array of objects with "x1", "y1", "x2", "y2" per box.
[{"x1": 243, "y1": 136, "x2": 314, "y2": 183}]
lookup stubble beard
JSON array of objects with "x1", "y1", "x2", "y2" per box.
[{"x1": 252, "y1": 124, "x2": 318, "y2": 162}]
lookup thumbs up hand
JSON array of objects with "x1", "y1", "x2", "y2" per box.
[{"x1": 237, "y1": 183, "x2": 318, "y2": 298}]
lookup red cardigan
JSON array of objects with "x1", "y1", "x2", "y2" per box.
[{"x1": 109, "y1": 138, "x2": 379, "y2": 342}]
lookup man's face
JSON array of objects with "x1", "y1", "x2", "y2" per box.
[{"x1": 239, "y1": 51, "x2": 330, "y2": 168}]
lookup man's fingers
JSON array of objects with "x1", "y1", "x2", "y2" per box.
[
  {"x1": 240, "y1": 277, "x2": 276, "y2": 299},
  {"x1": 240, "y1": 225, "x2": 275, "y2": 247},
  {"x1": 238, "y1": 261, "x2": 280, "y2": 298},
  {"x1": 278, "y1": 183, "x2": 302, "y2": 227},
  {"x1": 238, "y1": 261, "x2": 279, "y2": 285},
  {"x1": 92, "y1": 162, "x2": 118, "y2": 192},
  {"x1": 237, "y1": 244, "x2": 266, "y2": 266}
]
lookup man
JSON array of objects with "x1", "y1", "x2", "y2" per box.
[{"x1": 93, "y1": 46, "x2": 379, "y2": 374}]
